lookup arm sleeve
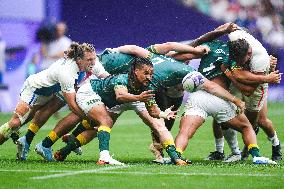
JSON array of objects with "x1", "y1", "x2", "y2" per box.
[{"x1": 58, "y1": 70, "x2": 76, "y2": 93}]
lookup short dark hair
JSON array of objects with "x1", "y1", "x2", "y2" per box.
[
  {"x1": 228, "y1": 39, "x2": 250, "y2": 63},
  {"x1": 129, "y1": 57, "x2": 153, "y2": 87}
]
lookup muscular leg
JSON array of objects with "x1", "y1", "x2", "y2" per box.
[
  {"x1": 258, "y1": 100, "x2": 282, "y2": 160},
  {"x1": 0, "y1": 101, "x2": 41, "y2": 144},
  {"x1": 175, "y1": 115, "x2": 205, "y2": 152}
]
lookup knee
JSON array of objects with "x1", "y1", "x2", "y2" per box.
[
  {"x1": 99, "y1": 117, "x2": 113, "y2": 127},
  {"x1": 9, "y1": 117, "x2": 21, "y2": 128},
  {"x1": 258, "y1": 117, "x2": 271, "y2": 127}
]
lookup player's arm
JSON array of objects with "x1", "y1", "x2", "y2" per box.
[
  {"x1": 188, "y1": 72, "x2": 245, "y2": 113},
  {"x1": 114, "y1": 85, "x2": 155, "y2": 103},
  {"x1": 221, "y1": 64, "x2": 256, "y2": 96},
  {"x1": 112, "y1": 45, "x2": 150, "y2": 58},
  {"x1": 63, "y1": 92, "x2": 85, "y2": 118},
  {"x1": 145, "y1": 99, "x2": 178, "y2": 120},
  {"x1": 189, "y1": 23, "x2": 239, "y2": 47},
  {"x1": 151, "y1": 42, "x2": 210, "y2": 56},
  {"x1": 231, "y1": 68, "x2": 281, "y2": 84},
  {"x1": 202, "y1": 78, "x2": 245, "y2": 113}
]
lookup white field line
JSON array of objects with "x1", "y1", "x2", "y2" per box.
[
  {"x1": 30, "y1": 165, "x2": 130, "y2": 180},
  {"x1": 0, "y1": 169, "x2": 70, "y2": 173},
  {"x1": 99, "y1": 171, "x2": 283, "y2": 177}
]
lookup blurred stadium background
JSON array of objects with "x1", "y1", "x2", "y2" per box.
[{"x1": 0, "y1": 0, "x2": 284, "y2": 112}]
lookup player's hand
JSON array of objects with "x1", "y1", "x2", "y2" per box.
[
  {"x1": 269, "y1": 55, "x2": 277, "y2": 72},
  {"x1": 196, "y1": 45, "x2": 211, "y2": 55},
  {"x1": 159, "y1": 106, "x2": 179, "y2": 120},
  {"x1": 215, "y1": 22, "x2": 240, "y2": 34},
  {"x1": 138, "y1": 90, "x2": 155, "y2": 102},
  {"x1": 265, "y1": 70, "x2": 282, "y2": 84},
  {"x1": 232, "y1": 97, "x2": 245, "y2": 114}
]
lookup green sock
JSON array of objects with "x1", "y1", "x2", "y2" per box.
[
  {"x1": 97, "y1": 130, "x2": 110, "y2": 151},
  {"x1": 42, "y1": 137, "x2": 54, "y2": 148},
  {"x1": 60, "y1": 138, "x2": 81, "y2": 158},
  {"x1": 249, "y1": 147, "x2": 261, "y2": 158},
  {"x1": 165, "y1": 145, "x2": 180, "y2": 161},
  {"x1": 72, "y1": 123, "x2": 87, "y2": 136},
  {"x1": 25, "y1": 130, "x2": 35, "y2": 145}
]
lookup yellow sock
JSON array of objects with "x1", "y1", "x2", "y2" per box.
[
  {"x1": 76, "y1": 134, "x2": 87, "y2": 145},
  {"x1": 28, "y1": 123, "x2": 39, "y2": 134},
  {"x1": 98, "y1": 125, "x2": 111, "y2": 133},
  {"x1": 48, "y1": 130, "x2": 58, "y2": 142},
  {"x1": 162, "y1": 139, "x2": 175, "y2": 149},
  {"x1": 176, "y1": 147, "x2": 183, "y2": 154},
  {"x1": 248, "y1": 144, "x2": 259, "y2": 151},
  {"x1": 82, "y1": 119, "x2": 92, "y2": 129}
]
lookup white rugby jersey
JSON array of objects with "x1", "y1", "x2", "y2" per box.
[
  {"x1": 228, "y1": 30, "x2": 270, "y2": 73},
  {"x1": 26, "y1": 58, "x2": 79, "y2": 95}
]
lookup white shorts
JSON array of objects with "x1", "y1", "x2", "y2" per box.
[
  {"x1": 230, "y1": 83, "x2": 268, "y2": 112},
  {"x1": 76, "y1": 82, "x2": 104, "y2": 115},
  {"x1": 108, "y1": 101, "x2": 147, "y2": 115},
  {"x1": 19, "y1": 81, "x2": 53, "y2": 106},
  {"x1": 183, "y1": 90, "x2": 237, "y2": 123}
]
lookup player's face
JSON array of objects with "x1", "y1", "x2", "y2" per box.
[
  {"x1": 240, "y1": 46, "x2": 252, "y2": 66},
  {"x1": 78, "y1": 51, "x2": 96, "y2": 72},
  {"x1": 135, "y1": 65, "x2": 154, "y2": 87}
]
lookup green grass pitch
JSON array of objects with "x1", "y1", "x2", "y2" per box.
[{"x1": 0, "y1": 102, "x2": 283, "y2": 189}]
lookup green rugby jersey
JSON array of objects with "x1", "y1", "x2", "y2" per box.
[
  {"x1": 198, "y1": 40, "x2": 236, "y2": 80},
  {"x1": 90, "y1": 74, "x2": 154, "y2": 108},
  {"x1": 98, "y1": 49, "x2": 195, "y2": 89}
]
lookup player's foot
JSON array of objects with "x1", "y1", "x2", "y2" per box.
[
  {"x1": 16, "y1": 136, "x2": 30, "y2": 160},
  {"x1": 223, "y1": 153, "x2": 242, "y2": 163},
  {"x1": 149, "y1": 143, "x2": 164, "y2": 160},
  {"x1": 205, "y1": 151, "x2": 225, "y2": 160},
  {"x1": 53, "y1": 151, "x2": 66, "y2": 162},
  {"x1": 253, "y1": 156, "x2": 277, "y2": 165},
  {"x1": 97, "y1": 150, "x2": 124, "y2": 165},
  {"x1": 11, "y1": 131, "x2": 20, "y2": 144},
  {"x1": 272, "y1": 144, "x2": 282, "y2": 161},
  {"x1": 62, "y1": 134, "x2": 82, "y2": 155},
  {"x1": 35, "y1": 142, "x2": 53, "y2": 161}
]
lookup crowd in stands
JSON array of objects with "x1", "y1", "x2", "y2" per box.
[{"x1": 181, "y1": 0, "x2": 284, "y2": 49}]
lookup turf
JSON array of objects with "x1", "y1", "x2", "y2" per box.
[{"x1": 0, "y1": 102, "x2": 283, "y2": 189}]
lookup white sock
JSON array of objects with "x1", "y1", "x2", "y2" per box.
[
  {"x1": 223, "y1": 128, "x2": 241, "y2": 155},
  {"x1": 99, "y1": 150, "x2": 110, "y2": 160},
  {"x1": 268, "y1": 132, "x2": 280, "y2": 146},
  {"x1": 215, "y1": 137, "x2": 224, "y2": 153}
]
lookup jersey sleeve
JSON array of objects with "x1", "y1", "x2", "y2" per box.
[{"x1": 58, "y1": 70, "x2": 76, "y2": 93}]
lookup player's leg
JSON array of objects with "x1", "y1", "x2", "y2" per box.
[
  {"x1": 175, "y1": 115, "x2": 205, "y2": 152},
  {"x1": 205, "y1": 120, "x2": 225, "y2": 160},
  {"x1": 258, "y1": 99, "x2": 282, "y2": 160},
  {"x1": 225, "y1": 113, "x2": 276, "y2": 164},
  {"x1": 34, "y1": 112, "x2": 81, "y2": 161},
  {"x1": 16, "y1": 96, "x2": 65, "y2": 160},
  {"x1": 136, "y1": 110, "x2": 189, "y2": 165}
]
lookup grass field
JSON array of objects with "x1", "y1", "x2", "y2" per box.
[{"x1": 0, "y1": 102, "x2": 283, "y2": 189}]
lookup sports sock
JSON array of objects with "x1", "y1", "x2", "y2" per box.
[
  {"x1": 25, "y1": 123, "x2": 40, "y2": 145},
  {"x1": 248, "y1": 144, "x2": 260, "y2": 157},
  {"x1": 163, "y1": 140, "x2": 180, "y2": 160},
  {"x1": 97, "y1": 126, "x2": 111, "y2": 152},
  {"x1": 215, "y1": 137, "x2": 224, "y2": 153},
  {"x1": 42, "y1": 130, "x2": 59, "y2": 148},
  {"x1": 60, "y1": 137, "x2": 81, "y2": 157},
  {"x1": 223, "y1": 128, "x2": 241, "y2": 154},
  {"x1": 72, "y1": 119, "x2": 92, "y2": 136},
  {"x1": 268, "y1": 131, "x2": 280, "y2": 146}
]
